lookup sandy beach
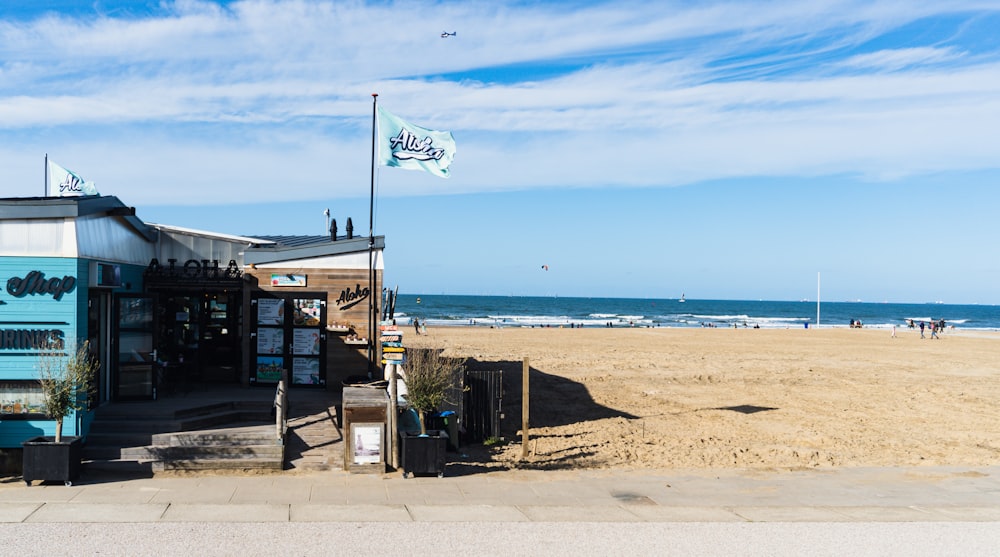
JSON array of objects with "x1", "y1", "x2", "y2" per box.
[{"x1": 405, "y1": 326, "x2": 1000, "y2": 471}]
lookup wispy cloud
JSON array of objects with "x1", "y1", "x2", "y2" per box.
[
  {"x1": 835, "y1": 47, "x2": 964, "y2": 71},
  {"x1": 1, "y1": 0, "x2": 999, "y2": 204}
]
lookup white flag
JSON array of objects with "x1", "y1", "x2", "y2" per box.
[
  {"x1": 377, "y1": 106, "x2": 456, "y2": 178},
  {"x1": 48, "y1": 160, "x2": 98, "y2": 197}
]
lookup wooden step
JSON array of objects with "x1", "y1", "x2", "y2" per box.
[
  {"x1": 152, "y1": 456, "x2": 284, "y2": 472},
  {"x1": 151, "y1": 427, "x2": 278, "y2": 447},
  {"x1": 123, "y1": 444, "x2": 283, "y2": 461}
]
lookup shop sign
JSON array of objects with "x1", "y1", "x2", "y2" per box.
[
  {"x1": 0, "y1": 270, "x2": 73, "y2": 350},
  {"x1": 4, "y1": 270, "x2": 76, "y2": 301},
  {"x1": 335, "y1": 284, "x2": 370, "y2": 311},
  {"x1": 145, "y1": 258, "x2": 242, "y2": 281},
  {"x1": 0, "y1": 329, "x2": 65, "y2": 351},
  {"x1": 271, "y1": 274, "x2": 307, "y2": 287}
]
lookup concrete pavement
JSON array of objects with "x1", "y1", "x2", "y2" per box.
[{"x1": 1, "y1": 464, "x2": 998, "y2": 524}]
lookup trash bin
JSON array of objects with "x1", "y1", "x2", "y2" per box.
[{"x1": 427, "y1": 411, "x2": 460, "y2": 451}]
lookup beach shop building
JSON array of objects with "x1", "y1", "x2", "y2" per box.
[{"x1": 0, "y1": 195, "x2": 383, "y2": 456}]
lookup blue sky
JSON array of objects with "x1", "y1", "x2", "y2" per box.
[{"x1": 2, "y1": 1, "x2": 1000, "y2": 303}]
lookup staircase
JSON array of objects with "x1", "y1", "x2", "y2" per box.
[{"x1": 84, "y1": 400, "x2": 283, "y2": 473}]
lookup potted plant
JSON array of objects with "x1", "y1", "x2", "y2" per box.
[
  {"x1": 399, "y1": 348, "x2": 463, "y2": 478},
  {"x1": 22, "y1": 340, "x2": 98, "y2": 486}
]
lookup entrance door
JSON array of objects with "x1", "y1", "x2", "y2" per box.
[
  {"x1": 87, "y1": 292, "x2": 110, "y2": 404},
  {"x1": 200, "y1": 292, "x2": 241, "y2": 383},
  {"x1": 155, "y1": 291, "x2": 241, "y2": 386},
  {"x1": 113, "y1": 294, "x2": 158, "y2": 400}
]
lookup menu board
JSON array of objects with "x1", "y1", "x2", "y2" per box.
[
  {"x1": 257, "y1": 298, "x2": 284, "y2": 325},
  {"x1": 256, "y1": 328, "x2": 284, "y2": 354},
  {"x1": 292, "y1": 357, "x2": 321, "y2": 384},
  {"x1": 251, "y1": 293, "x2": 326, "y2": 387},
  {"x1": 292, "y1": 328, "x2": 321, "y2": 355}
]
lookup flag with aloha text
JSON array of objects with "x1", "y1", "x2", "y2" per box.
[
  {"x1": 377, "y1": 106, "x2": 456, "y2": 178},
  {"x1": 48, "y1": 160, "x2": 98, "y2": 197}
]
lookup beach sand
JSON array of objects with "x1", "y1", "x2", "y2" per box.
[{"x1": 404, "y1": 326, "x2": 1000, "y2": 471}]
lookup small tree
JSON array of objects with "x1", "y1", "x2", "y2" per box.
[
  {"x1": 403, "y1": 348, "x2": 464, "y2": 435},
  {"x1": 37, "y1": 340, "x2": 99, "y2": 443}
]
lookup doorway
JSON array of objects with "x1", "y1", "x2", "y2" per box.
[
  {"x1": 156, "y1": 290, "x2": 242, "y2": 386},
  {"x1": 112, "y1": 294, "x2": 157, "y2": 400},
  {"x1": 87, "y1": 292, "x2": 111, "y2": 404}
]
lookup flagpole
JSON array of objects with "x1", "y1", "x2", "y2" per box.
[
  {"x1": 368, "y1": 93, "x2": 378, "y2": 378},
  {"x1": 44, "y1": 153, "x2": 48, "y2": 196}
]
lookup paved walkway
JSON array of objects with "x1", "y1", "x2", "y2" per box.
[{"x1": 1, "y1": 465, "x2": 998, "y2": 523}]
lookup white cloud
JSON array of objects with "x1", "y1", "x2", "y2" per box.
[
  {"x1": 835, "y1": 47, "x2": 964, "y2": 71},
  {"x1": 1, "y1": 0, "x2": 999, "y2": 204}
]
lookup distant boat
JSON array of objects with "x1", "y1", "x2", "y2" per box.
[{"x1": 679, "y1": 293, "x2": 685, "y2": 303}]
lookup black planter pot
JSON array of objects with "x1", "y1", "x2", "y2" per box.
[
  {"x1": 399, "y1": 430, "x2": 448, "y2": 478},
  {"x1": 22, "y1": 436, "x2": 83, "y2": 486}
]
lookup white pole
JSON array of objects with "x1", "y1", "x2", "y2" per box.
[{"x1": 816, "y1": 272, "x2": 821, "y2": 327}]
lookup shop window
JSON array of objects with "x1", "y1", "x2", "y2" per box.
[{"x1": 0, "y1": 381, "x2": 47, "y2": 419}]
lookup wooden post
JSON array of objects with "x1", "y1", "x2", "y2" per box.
[
  {"x1": 276, "y1": 369, "x2": 288, "y2": 441},
  {"x1": 388, "y1": 363, "x2": 399, "y2": 469},
  {"x1": 521, "y1": 356, "x2": 529, "y2": 460}
]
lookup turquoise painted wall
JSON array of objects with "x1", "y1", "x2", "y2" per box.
[{"x1": 0, "y1": 256, "x2": 85, "y2": 447}]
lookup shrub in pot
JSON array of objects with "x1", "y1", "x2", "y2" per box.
[
  {"x1": 399, "y1": 348, "x2": 463, "y2": 477},
  {"x1": 22, "y1": 341, "x2": 98, "y2": 486}
]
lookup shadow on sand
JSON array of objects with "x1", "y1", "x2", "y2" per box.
[{"x1": 441, "y1": 358, "x2": 638, "y2": 475}]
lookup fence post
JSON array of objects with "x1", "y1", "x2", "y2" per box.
[{"x1": 521, "y1": 356, "x2": 529, "y2": 460}]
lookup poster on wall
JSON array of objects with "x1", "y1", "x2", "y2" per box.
[
  {"x1": 271, "y1": 274, "x2": 306, "y2": 287},
  {"x1": 256, "y1": 328, "x2": 284, "y2": 354},
  {"x1": 255, "y1": 356, "x2": 283, "y2": 383},
  {"x1": 292, "y1": 328, "x2": 321, "y2": 355},
  {"x1": 292, "y1": 357, "x2": 321, "y2": 385},
  {"x1": 257, "y1": 298, "x2": 284, "y2": 325},
  {"x1": 351, "y1": 423, "x2": 383, "y2": 465}
]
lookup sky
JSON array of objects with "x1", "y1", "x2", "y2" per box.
[{"x1": 2, "y1": 1, "x2": 1000, "y2": 304}]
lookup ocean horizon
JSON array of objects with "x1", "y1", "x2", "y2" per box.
[{"x1": 387, "y1": 294, "x2": 1000, "y2": 331}]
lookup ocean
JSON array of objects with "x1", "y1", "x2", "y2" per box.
[{"x1": 389, "y1": 294, "x2": 1000, "y2": 330}]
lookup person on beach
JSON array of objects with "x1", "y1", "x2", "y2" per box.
[
  {"x1": 413, "y1": 318, "x2": 420, "y2": 335},
  {"x1": 931, "y1": 321, "x2": 940, "y2": 339},
  {"x1": 919, "y1": 321, "x2": 925, "y2": 338}
]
